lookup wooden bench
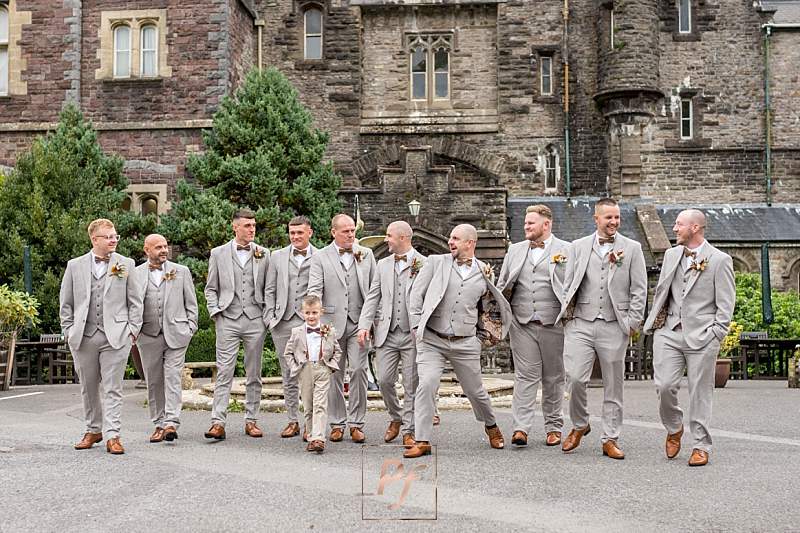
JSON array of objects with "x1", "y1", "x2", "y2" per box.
[{"x1": 183, "y1": 362, "x2": 217, "y2": 389}]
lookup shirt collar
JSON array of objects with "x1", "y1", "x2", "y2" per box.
[{"x1": 686, "y1": 240, "x2": 706, "y2": 256}]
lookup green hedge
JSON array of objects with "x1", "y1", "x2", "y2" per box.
[
  {"x1": 185, "y1": 325, "x2": 281, "y2": 378},
  {"x1": 733, "y1": 273, "x2": 800, "y2": 339}
]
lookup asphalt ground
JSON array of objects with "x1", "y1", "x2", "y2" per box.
[{"x1": 1, "y1": 379, "x2": 799, "y2": 532}]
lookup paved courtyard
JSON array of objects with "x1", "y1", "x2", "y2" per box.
[{"x1": 1, "y1": 378, "x2": 799, "y2": 532}]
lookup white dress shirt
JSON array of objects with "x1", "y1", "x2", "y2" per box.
[
  {"x1": 684, "y1": 241, "x2": 706, "y2": 272},
  {"x1": 528, "y1": 235, "x2": 553, "y2": 266},
  {"x1": 338, "y1": 247, "x2": 355, "y2": 270},
  {"x1": 91, "y1": 252, "x2": 109, "y2": 279},
  {"x1": 292, "y1": 247, "x2": 310, "y2": 267},
  {"x1": 595, "y1": 233, "x2": 614, "y2": 257},
  {"x1": 305, "y1": 324, "x2": 322, "y2": 362},
  {"x1": 149, "y1": 264, "x2": 164, "y2": 287},
  {"x1": 394, "y1": 248, "x2": 415, "y2": 275},
  {"x1": 233, "y1": 242, "x2": 251, "y2": 267},
  {"x1": 457, "y1": 257, "x2": 477, "y2": 279}
]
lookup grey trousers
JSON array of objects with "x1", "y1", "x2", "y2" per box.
[
  {"x1": 376, "y1": 328, "x2": 418, "y2": 436},
  {"x1": 563, "y1": 317, "x2": 628, "y2": 443},
  {"x1": 328, "y1": 318, "x2": 368, "y2": 430},
  {"x1": 653, "y1": 327, "x2": 720, "y2": 453},
  {"x1": 137, "y1": 332, "x2": 187, "y2": 429},
  {"x1": 72, "y1": 330, "x2": 130, "y2": 439},
  {"x1": 211, "y1": 314, "x2": 267, "y2": 426},
  {"x1": 414, "y1": 333, "x2": 496, "y2": 443},
  {"x1": 270, "y1": 316, "x2": 303, "y2": 423},
  {"x1": 299, "y1": 362, "x2": 332, "y2": 442},
  {"x1": 509, "y1": 319, "x2": 565, "y2": 435}
]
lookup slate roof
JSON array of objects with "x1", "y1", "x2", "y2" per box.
[
  {"x1": 656, "y1": 204, "x2": 800, "y2": 243},
  {"x1": 761, "y1": 0, "x2": 800, "y2": 24}
]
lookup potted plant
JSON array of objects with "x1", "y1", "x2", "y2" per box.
[
  {"x1": 0, "y1": 285, "x2": 40, "y2": 390},
  {"x1": 715, "y1": 321, "x2": 743, "y2": 388}
]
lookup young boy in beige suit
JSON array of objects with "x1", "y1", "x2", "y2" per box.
[{"x1": 283, "y1": 295, "x2": 342, "y2": 453}]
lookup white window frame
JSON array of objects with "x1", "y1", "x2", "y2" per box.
[
  {"x1": 540, "y1": 55, "x2": 553, "y2": 96},
  {"x1": 303, "y1": 7, "x2": 323, "y2": 60},
  {"x1": 0, "y1": 6, "x2": 8, "y2": 96},
  {"x1": 407, "y1": 34, "x2": 453, "y2": 104},
  {"x1": 432, "y1": 46, "x2": 449, "y2": 101},
  {"x1": 610, "y1": 8, "x2": 615, "y2": 49},
  {"x1": 678, "y1": 0, "x2": 692, "y2": 34},
  {"x1": 113, "y1": 24, "x2": 132, "y2": 78},
  {"x1": 680, "y1": 97, "x2": 693, "y2": 140},
  {"x1": 140, "y1": 24, "x2": 158, "y2": 77},
  {"x1": 410, "y1": 45, "x2": 427, "y2": 101},
  {"x1": 545, "y1": 147, "x2": 560, "y2": 192}
]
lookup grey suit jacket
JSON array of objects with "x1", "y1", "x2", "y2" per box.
[
  {"x1": 204, "y1": 240, "x2": 270, "y2": 318},
  {"x1": 263, "y1": 244, "x2": 317, "y2": 329},
  {"x1": 496, "y1": 236, "x2": 570, "y2": 324},
  {"x1": 59, "y1": 252, "x2": 143, "y2": 352},
  {"x1": 556, "y1": 232, "x2": 648, "y2": 335},
  {"x1": 306, "y1": 242, "x2": 376, "y2": 340},
  {"x1": 643, "y1": 242, "x2": 735, "y2": 349},
  {"x1": 283, "y1": 324, "x2": 342, "y2": 379},
  {"x1": 135, "y1": 261, "x2": 199, "y2": 349},
  {"x1": 358, "y1": 250, "x2": 426, "y2": 347},
  {"x1": 408, "y1": 254, "x2": 512, "y2": 342}
]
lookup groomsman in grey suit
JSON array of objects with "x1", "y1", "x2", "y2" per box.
[
  {"x1": 264, "y1": 215, "x2": 317, "y2": 439},
  {"x1": 496, "y1": 205, "x2": 569, "y2": 447},
  {"x1": 556, "y1": 198, "x2": 647, "y2": 460},
  {"x1": 204, "y1": 209, "x2": 270, "y2": 440},
  {"x1": 60, "y1": 218, "x2": 143, "y2": 455},
  {"x1": 307, "y1": 214, "x2": 376, "y2": 443},
  {"x1": 357, "y1": 221, "x2": 425, "y2": 447},
  {"x1": 404, "y1": 224, "x2": 512, "y2": 458},
  {"x1": 135, "y1": 234, "x2": 198, "y2": 443},
  {"x1": 643, "y1": 209, "x2": 734, "y2": 467}
]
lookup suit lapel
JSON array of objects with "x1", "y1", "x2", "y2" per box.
[
  {"x1": 162, "y1": 260, "x2": 172, "y2": 310},
  {"x1": 683, "y1": 246, "x2": 711, "y2": 297},
  {"x1": 573, "y1": 237, "x2": 593, "y2": 293},
  {"x1": 251, "y1": 245, "x2": 260, "y2": 287},
  {"x1": 83, "y1": 252, "x2": 93, "y2": 298},
  {"x1": 226, "y1": 241, "x2": 236, "y2": 290},
  {"x1": 354, "y1": 246, "x2": 369, "y2": 297},
  {"x1": 507, "y1": 244, "x2": 528, "y2": 285},
  {"x1": 103, "y1": 252, "x2": 118, "y2": 296},
  {"x1": 281, "y1": 246, "x2": 291, "y2": 293},
  {"x1": 441, "y1": 255, "x2": 453, "y2": 289},
  {"x1": 607, "y1": 237, "x2": 622, "y2": 286},
  {"x1": 326, "y1": 244, "x2": 347, "y2": 287},
  {"x1": 383, "y1": 258, "x2": 395, "y2": 301}
]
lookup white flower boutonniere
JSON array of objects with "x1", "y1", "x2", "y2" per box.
[
  {"x1": 163, "y1": 269, "x2": 177, "y2": 282},
  {"x1": 482, "y1": 263, "x2": 495, "y2": 279},
  {"x1": 319, "y1": 323, "x2": 333, "y2": 338},
  {"x1": 690, "y1": 258, "x2": 709, "y2": 272},
  {"x1": 110, "y1": 263, "x2": 128, "y2": 279},
  {"x1": 253, "y1": 249, "x2": 265, "y2": 260}
]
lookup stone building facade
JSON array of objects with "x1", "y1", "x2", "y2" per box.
[{"x1": 1, "y1": 0, "x2": 799, "y2": 289}]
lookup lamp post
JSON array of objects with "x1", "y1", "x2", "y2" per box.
[{"x1": 408, "y1": 199, "x2": 421, "y2": 222}]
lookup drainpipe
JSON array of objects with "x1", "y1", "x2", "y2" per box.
[
  {"x1": 255, "y1": 19, "x2": 265, "y2": 70},
  {"x1": 562, "y1": 0, "x2": 572, "y2": 201}
]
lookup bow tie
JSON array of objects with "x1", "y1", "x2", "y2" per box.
[
  {"x1": 598, "y1": 237, "x2": 615, "y2": 245},
  {"x1": 339, "y1": 248, "x2": 352, "y2": 255},
  {"x1": 456, "y1": 258, "x2": 473, "y2": 267},
  {"x1": 529, "y1": 240, "x2": 545, "y2": 249},
  {"x1": 148, "y1": 263, "x2": 163, "y2": 271},
  {"x1": 94, "y1": 256, "x2": 110, "y2": 264},
  {"x1": 293, "y1": 248, "x2": 307, "y2": 257},
  {"x1": 236, "y1": 244, "x2": 251, "y2": 251},
  {"x1": 683, "y1": 248, "x2": 697, "y2": 258},
  {"x1": 306, "y1": 327, "x2": 320, "y2": 334},
  {"x1": 394, "y1": 254, "x2": 407, "y2": 262}
]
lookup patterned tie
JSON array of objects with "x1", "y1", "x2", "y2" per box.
[
  {"x1": 529, "y1": 241, "x2": 545, "y2": 249},
  {"x1": 307, "y1": 327, "x2": 320, "y2": 334},
  {"x1": 236, "y1": 244, "x2": 251, "y2": 251},
  {"x1": 94, "y1": 256, "x2": 110, "y2": 263},
  {"x1": 456, "y1": 258, "x2": 473, "y2": 267},
  {"x1": 293, "y1": 248, "x2": 307, "y2": 257},
  {"x1": 683, "y1": 247, "x2": 697, "y2": 258},
  {"x1": 339, "y1": 248, "x2": 352, "y2": 255},
  {"x1": 598, "y1": 236, "x2": 615, "y2": 245},
  {"x1": 148, "y1": 263, "x2": 162, "y2": 271},
  {"x1": 394, "y1": 254, "x2": 407, "y2": 262}
]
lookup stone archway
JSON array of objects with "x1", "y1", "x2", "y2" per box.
[{"x1": 370, "y1": 226, "x2": 449, "y2": 260}]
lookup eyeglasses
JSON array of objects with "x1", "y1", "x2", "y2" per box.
[{"x1": 93, "y1": 234, "x2": 120, "y2": 241}]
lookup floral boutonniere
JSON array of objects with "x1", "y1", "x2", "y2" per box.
[
  {"x1": 690, "y1": 258, "x2": 709, "y2": 272},
  {"x1": 163, "y1": 269, "x2": 177, "y2": 282},
  {"x1": 409, "y1": 257, "x2": 423, "y2": 278},
  {"x1": 319, "y1": 323, "x2": 332, "y2": 338},
  {"x1": 110, "y1": 262, "x2": 128, "y2": 279},
  {"x1": 608, "y1": 250, "x2": 625, "y2": 266},
  {"x1": 353, "y1": 250, "x2": 364, "y2": 263},
  {"x1": 551, "y1": 253, "x2": 567, "y2": 265},
  {"x1": 253, "y1": 248, "x2": 265, "y2": 260},
  {"x1": 482, "y1": 262, "x2": 495, "y2": 279}
]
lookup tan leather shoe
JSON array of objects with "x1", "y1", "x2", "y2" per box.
[
  {"x1": 511, "y1": 431, "x2": 528, "y2": 446},
  {"x1": 330, "y1": 428, "x2": 344, "y2": 442},
  {"x1": 688, "y1": 448, "x2": 709, "y2": 467},
  {"x1": 204, "y1": 424, "x2": 226, "y2": 440},
  {"x1": 302, "y1": 426, "x2": 309, "y2": 442},
  {"x1": 602, "y1": 439, "x2": 625, "y2": 460},
  {"x1": 485, "y1": 425, "x2": 505, "y2": 449},
  {"x1": 403, "y1": 441, "x2": 432, "y2": 458},
  {"x1": 106, "y1": 437, "x2": 125, "y2": 455},
  {"x1": 245, "y1": 422, "x2": 263, "y2": 438},
  {"x1": 402, "y1": 434, "x2": 416, "y2": 449},
  {"x1": 306, "y1": 442, "x2": 316, "y2": 452},
  {"x1": 281, "y1": 421, "x2": 300, "y2": 438},
  {"x1": 163, "y1": 426, "x2": 178, "y2": 442},
  {"x1": 350, "y1": 427, "x2": 366, "y2": 443},
  {"x1": 561, "y1": 425, "x2": 591, "y2": 453},
  {"x1": 432, "y1": 415, "x2": 441, "y2": 426},
  {"x1": 149, "y1": 427, "x2": 165, "y2": 443},
  {"x1": 665, "y1": 426, "x2": 684, "y2": 459},
  {"x1": 546, "y1": 431, "x2": 562, "y2": 446},
  {"x1": 311, "y1": 440, "x2": 325, "y2": 454},
  {"x1": 384, "y1": 420, "x2": 402, "y2": 443},
  {"x1": 74, "y1": 432, "x2": 103, "y2": 450}
]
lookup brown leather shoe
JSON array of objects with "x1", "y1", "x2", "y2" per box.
[
  {"x1": 330, "y1": 428, "x2": 344, "y2": 442},
  {"x1": 149, "y1": 427, "x2": 165, "y2": 443},
  {"x1": 281, "y1": 421, "x2": 300, "y2": 438},
  {"x1": 204, "y1": 424, "x2": 226, "y2": 440},
  {"x1": 432, "y1": 415, "x2": 441, "y2": 426},
  {"x1": 561, "y1": 425, "x2": 591, "y2": 453},
  {"x1": 350, "y1": 427, "x2": 366, "y2": 443},
  {"x1": 602, "y1": 439, "x2": 625, "y2": 460},
  {"x1": 306, "y1": 442, "x2": 316, "y2": 452},
  {"x1": 311, "y1": 440, "x2": 325, "y2": 454},
  {"x1": 163, "y1": 426, "x2": 178, "y2": 442},
  {"x1": 302, "y1": 426, "x2": 309, "y2": 442},
  {"x1": 74, "y1": 432, "x2": 103, "y2": 450},
  {"x1": 511, "y1": 431, "x2": 528, "y2": 446},
  {"x1": 384, "y1": 420, "x2": 402, "y2": 443},
  {"x1": 402, "y1": 434, "x2": 416, "y2": 448},
  {"x1": 245, "y1": 422, "x2": 263, "y2": 438},
  {"x1": 688, "y1": 448, "x2": 709, "y2": 467},
  {"x1": 106, "y1": 437, "x2": 125, "y2": 455},
  {"x1": 665, "y1": 426, "x2": 684, "y2": 459},
  {"x1": 485, "y1": 425, "x2": 505, "y2": 449},
  {"x1": 403, "y1": 441, "x2": 432, "y2": 458},
  {"x1": 546, "y1": 431, "x2": 562, "y2": 446}
]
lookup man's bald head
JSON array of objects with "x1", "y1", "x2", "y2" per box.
[
  {"x1": 681, "y1": 209, "x2": 706, "y2": 228},
  {"x1": 449, "y1": 224, "x2": 478, "y2": 259},
  {"x1": 330, "y1": 213, "x2": 356, "y2": 248},
  {"x1": 143, "y1": 234, "x2": 170, "y2": 265},
  {"x1": 387, "y1": 220, "x2": 413, "y2": 238},
  {"x1": 673, "y1": 209, "x2": 707, "y2": 247},
  {"x1": 385, "y1": 220, "x2": 414, "y2": 254},
  {"x1": 453, "y1": 224, "x2": 478, "y2": 242}
]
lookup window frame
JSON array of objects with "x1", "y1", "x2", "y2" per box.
[
  {"x1": 540, "y1": 55, "x2": 553, "y2": 96},
  {"x1": 112, "y1": 23, "x2": 132, "y2": 79},
  {"x1": 432, "y1": 45, "x2": 449, "y2": 101},
  {"x1": 678, "y1": 0, "x2": 692, "y2": 34},
  {"x1": 139, "y1": 24, "x2": 158, "y2": 78},
  {"x1": 0, "y1": 5, "x2": 9, "y2": 96},
  {"x1": 410, "y1": 44, "x2": 427, "y2": 102},
  {"x1": 544, "y1": 146, "x2": 560, "y2": 192},
  {"x1": 303, "y1": 6, "x2": 323, "y2": 61},
  {"x1": 610, "y1": 8, "x2": 615, "y2": 49},
  {"x1": 680, "y1": 97, "x2": 693, "y2": 140},
  {"x1": 407, "y1": 33, "x2": 453, "y2": 105}
]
